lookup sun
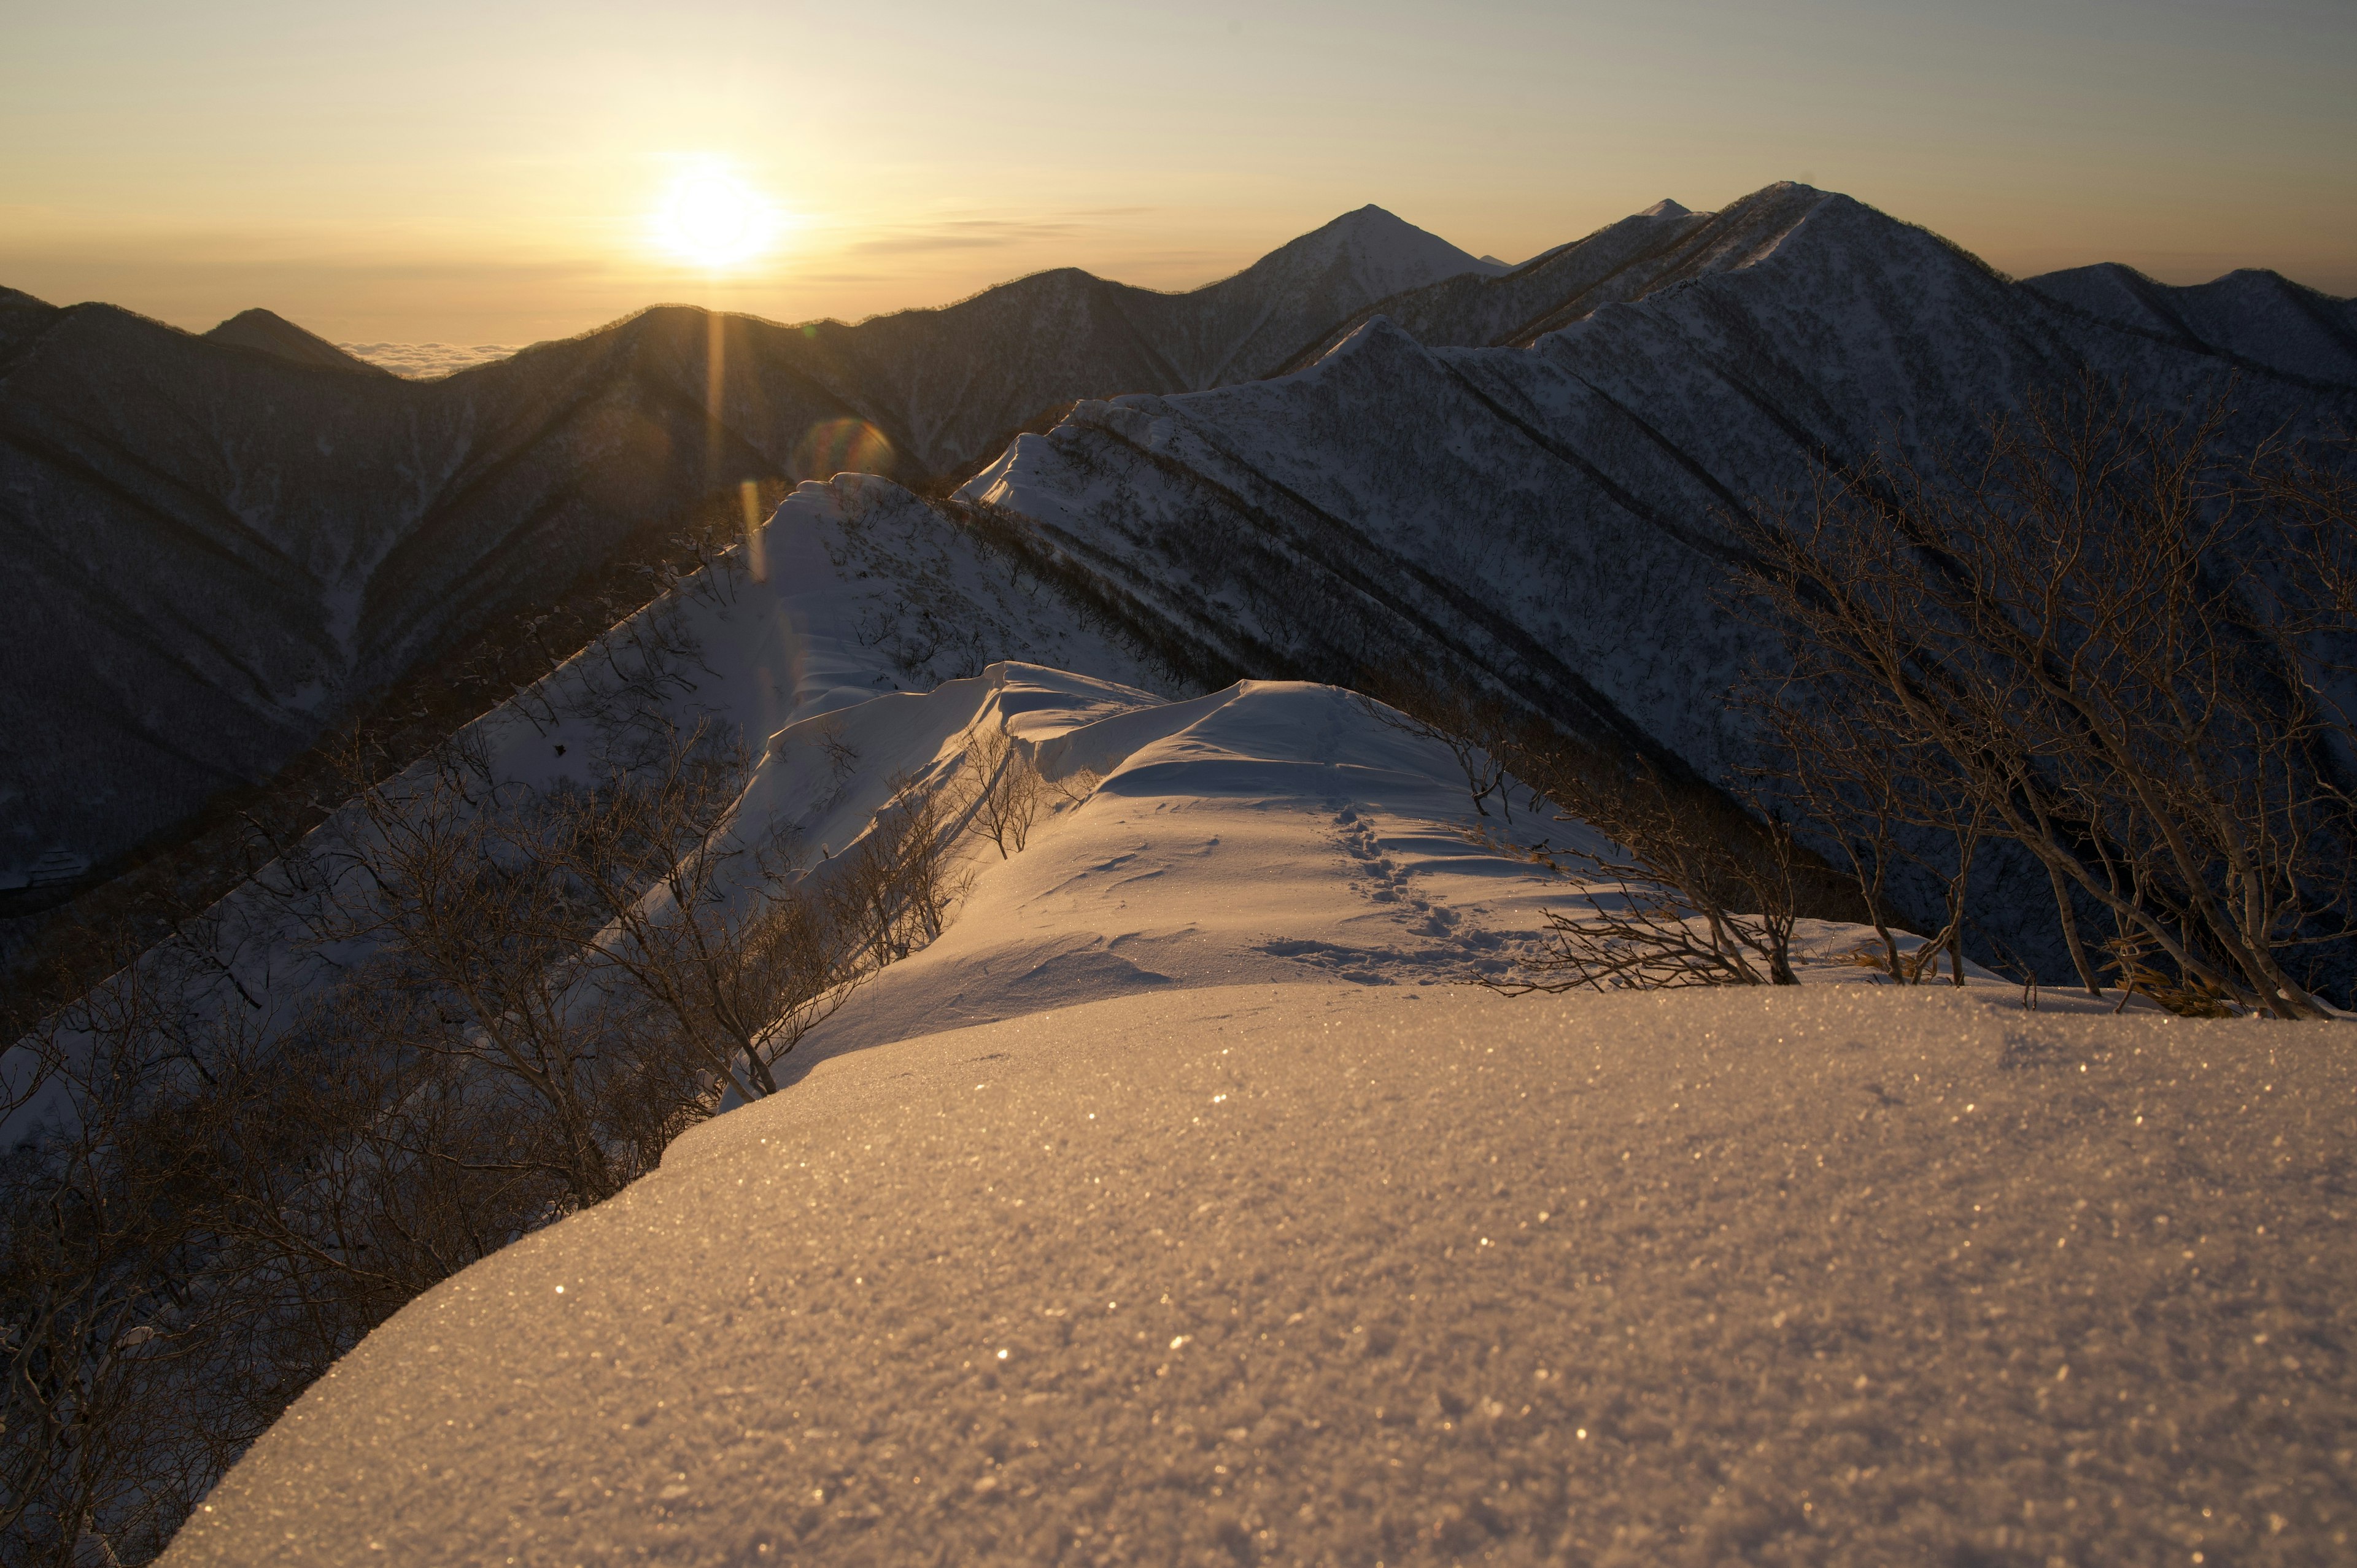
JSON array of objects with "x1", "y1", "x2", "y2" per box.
[{"x1": 652, "y1": 165, "x2": 785, "y2": 270}]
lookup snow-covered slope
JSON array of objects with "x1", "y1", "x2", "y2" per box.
[
  {"x1": 954, "y1": 187, "x2": 2357, "y2": 965},
  {"x1": 757, "y1": 671, "x2": 1573, "y2": 1060},
  {"x1": 163, "y1": 983, "x2": 2357, "y2": 1566}
]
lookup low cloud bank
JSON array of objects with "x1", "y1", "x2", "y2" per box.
[{"x1": 336, "y1": 341, "x2": 521, "y2": 377}]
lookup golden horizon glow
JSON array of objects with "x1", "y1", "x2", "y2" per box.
[{"x1": 4, "y1": 2, "x2": 2351, "y2": 343}]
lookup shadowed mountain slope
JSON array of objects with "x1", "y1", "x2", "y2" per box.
[
  {"x1": 2022, "y1": 261, "x2": 2357, "y2": 385},
  {"x1": 0, "y1": 209, "x2": 1490, "y2": 899},
  {"x1": 965, "y1": 187, "x2": 2357, "y2": 775},
  {"x1": 8, "y1": 188, "x2": 2353, "y2": 956},
  {"x1": 203, "y1": 308, "x2": 391, "y2": 376}
]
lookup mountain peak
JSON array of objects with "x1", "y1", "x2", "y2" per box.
[
  {"x1": 205, "y1": 307, "x2": 389, "y2": 374},
  {"x1": 1639, "y1": 199, "x2": 1691, "y2": 218},
  {"x1": 1264, "y1": 204, "x2": 1503, "y2": 294}
]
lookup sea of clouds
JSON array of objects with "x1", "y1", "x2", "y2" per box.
[{"x1": 337, "y1": 341, "x2": 522, "y2": 378}]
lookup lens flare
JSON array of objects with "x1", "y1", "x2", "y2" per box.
[
  {"x1": 793, "y1": 419, "x2": 896, "y2": 481},
  {"x1": 652, "y1": 166, "x2": 784, "y2": 270}
]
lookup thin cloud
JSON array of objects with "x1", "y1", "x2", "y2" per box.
[{"x1": 845, "y1": 220, "x2": 1085, "y2": 256}]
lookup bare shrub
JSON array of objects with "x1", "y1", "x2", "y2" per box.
[
  {"x1": 950, "y1": 724, "x2": 1043, "y2": 859},
  {"x1": 533, "y1": 727, "x2": 864, "y2": 1099},
  {"x1": 1351, "y1": 674, "x2": 1816, "y2": 992},
  {"x1": 1740, "y1": 671, "x2": 1985, "y2": 987},
  {"x1": 1732, "y1": 382, "x2": 2357, "y2": 1017},
  {"x1": 1355, "y1": 676, "x2": 1523, "y2": 819},
  {"x1": 1050, "y1": 766, "x2": 1104, "y2": 805},
  {"x1": 1498, "y1": 752, "x2": 1804, "y2": 992},
  {"x1": 825, "y1": 773, "x2": 969, "y2": 968}
]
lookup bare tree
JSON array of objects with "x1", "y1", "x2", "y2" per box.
[
  {"x1": 824, "y1": 773, "x2": 967, "y2": 970},
  {"x1": 950, "y1": 724, "x2": 1044, "y2": 859},
  {"x1": 1732, "y1": 382, "x2": 2357, "y2": 1017}
]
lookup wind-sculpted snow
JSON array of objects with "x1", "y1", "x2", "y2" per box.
[
  {"x1": 163, "y1": 984, "x2": 2357, "y2": 1567},
  {"x1": 767, "y1": 674, "x2": 1597, "y2": 1060}
]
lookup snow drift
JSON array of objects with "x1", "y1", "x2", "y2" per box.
[{"x1": 164, "y1": 984, "x2": 2356, "y2": 1566}]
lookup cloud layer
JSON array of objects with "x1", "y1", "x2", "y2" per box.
[{"x1": 338, "y1": 341, "x2": 521, "y2": 379}]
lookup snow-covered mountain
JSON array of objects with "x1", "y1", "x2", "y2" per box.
[
  {"x1": 0, "y1": 207, "x2": 1490, "y2": 918},
  {"x1": 950, "y1": 184, "x2": 2357, "y2": 961},
  {"x1": 2022, "y1": 261, "x2": 2357, "y2": 385},
  {"x1": 10, "y1": 182, "x2": 2354, "y2": 987}
]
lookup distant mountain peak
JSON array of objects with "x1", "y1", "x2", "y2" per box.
[
  {"x1": 1639, "y1": 199, "x2": 1691, "y2": 218},
  {"x1": 1263, "y1": 204, "x2": 1502, "y2": 294},
  {"x1": 204, "y1": 308, "x2": 389, "y2": 375}
]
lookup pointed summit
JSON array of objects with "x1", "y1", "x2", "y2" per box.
[
  {"x1": 1260, "y1": 204, "x2": 1501, "y2": 296},
  {"x1": 204, "y1": 308, "x2": 389, "y2": 374},
  {"x1": 1639, "y1": 199, "x2": 1691, "y2": 219}
]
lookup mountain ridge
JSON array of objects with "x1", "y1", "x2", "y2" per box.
[
  {"x1": 0, "y1": 204, "x2": 1496, "y2": 921},
  {"x1": 6, "y1": 187, "x2": 2354, "y2": 978}
]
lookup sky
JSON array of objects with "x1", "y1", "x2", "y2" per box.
[{"x1": 2, "y1": 0, "x2": 2352, "y2": 347}]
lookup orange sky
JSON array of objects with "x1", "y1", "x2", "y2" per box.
[{"x1": 4, "y1": 1, "x2": 2351, "y2": 346}]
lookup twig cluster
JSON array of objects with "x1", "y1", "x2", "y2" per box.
[{"x1": 1732, "y1": 381, "x2": 2356, "y2": 1018}]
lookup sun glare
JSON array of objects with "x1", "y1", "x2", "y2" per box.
[{"x1": 652, "y1": 165, "x2": 786, "y2": 271}]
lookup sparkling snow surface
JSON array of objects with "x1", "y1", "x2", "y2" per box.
[{"x1": 166, "y1": 984, "x2": 2355, "y2": 1567}]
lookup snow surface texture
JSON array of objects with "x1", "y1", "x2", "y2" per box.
[{"x1": 165, "y1": 984, "x2": 2357, "y2": 1567}]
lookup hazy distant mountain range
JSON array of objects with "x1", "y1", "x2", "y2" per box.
[{"x1": 3, "y1": 184, "x2": 2352, "y2": 927}]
